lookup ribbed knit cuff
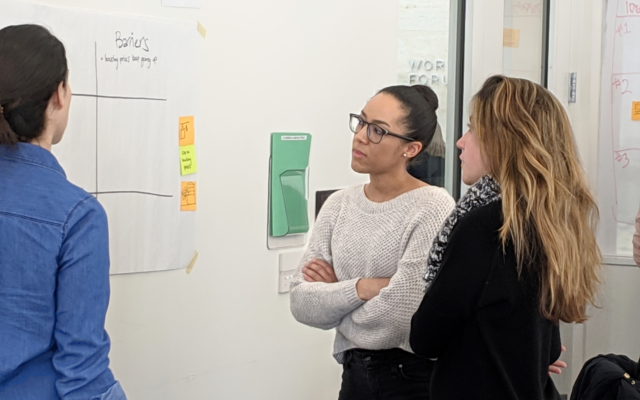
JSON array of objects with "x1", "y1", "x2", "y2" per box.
[{"x1": 342, "y1": 278, "x2": 366, "y2": 308}]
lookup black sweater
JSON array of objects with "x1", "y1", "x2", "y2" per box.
[{"x1": 410, "y1": 201, "x2": 562, "y2": 400}]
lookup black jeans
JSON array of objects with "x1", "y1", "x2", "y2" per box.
[{"x1": 338, "y1": 348, "x2": 434, "y2": 400}]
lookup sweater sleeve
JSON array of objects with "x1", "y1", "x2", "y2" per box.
[
  {"x1": 344, "y1": 195, "x2": 455, "y2": 346},
  {"x1": 289, "y1": 191, "x2": 365, "y2": 330},
  {"x1": 410, "y1": 206, "x2": 497, "y2": 358},
  {"x1": 634, "y1": 204, "x2": 640, "y2": 267}
]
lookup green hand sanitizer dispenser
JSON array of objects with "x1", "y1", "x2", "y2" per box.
[{"x1": 269, "y1": 133, "x2": 312, "y2": 238}]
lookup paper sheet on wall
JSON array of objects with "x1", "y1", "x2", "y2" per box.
[
  {"x1": 161, "y1": 0, "x2": 202, "y2": 9},
  {"x1": 0, "y1": 0, "x2": 201, "y2": 274},
  {"x1": 597, "y1": 0, "x2": 640, "y2": 260}
]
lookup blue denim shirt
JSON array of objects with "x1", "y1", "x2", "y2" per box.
[{"x1": 0, "y1": 144, "x2": 126, "y2": 400}]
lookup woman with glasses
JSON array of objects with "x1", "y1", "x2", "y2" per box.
[
  {"x1": 410, "y1": 75, "x2": 600, "y2": 399},
  {"x1": 290, "y1": 85, "x2": 455, "y2": 400},
  {"x1": 0, "y1": 25, "x2": 126, "y2": 399}
]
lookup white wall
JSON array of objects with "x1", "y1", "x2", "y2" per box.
[{"x1": 25, "y1": 0, "x2": 399, "y2": 398}]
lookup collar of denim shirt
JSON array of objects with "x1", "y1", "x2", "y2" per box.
[{"x1": 0, "y1": 142, "x2": 67, "y2": 179}]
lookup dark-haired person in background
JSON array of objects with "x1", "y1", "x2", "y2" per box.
[
  {"x1": 290, "y1": 85, "x2": 455, "y2": 400},
  {"x1": 0, "y1": 25, "x2": 126, "y2": 399},
  {"x1": 407, "y1": 123, "x2": 446, "y2": 187}
]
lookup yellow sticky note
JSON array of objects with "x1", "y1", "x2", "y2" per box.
[
  {"x1": 503, "y1": 28, "x2": 521, "y2": 48},
  {"x1": 197, "y1": 21, "x2": 207, "y2": 39},
  {"x1": 179, "y1": 116, "x2": 195, "y2": 146},
  {"x1": 632, "y1": 102, "x2": 640, "y2": 121},
  {"x1": 181, "y1": 181, "x2": 197, "y2": 211},
  {"x1": 180, "y1": 145, "x2": 198, "y2": 175}
]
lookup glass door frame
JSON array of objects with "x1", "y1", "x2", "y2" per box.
[{"x1": 447, "y1": 0, "x2": 551, "y2": 200}]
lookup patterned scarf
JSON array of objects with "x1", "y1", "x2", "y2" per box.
[{"x1": 424, "y1": 175, "x2": 501, "y2": 285}]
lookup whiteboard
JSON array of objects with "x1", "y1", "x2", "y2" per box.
[
  {"x1": 0, "y1": 0, "x2": 201, "y2": 274},
  {"x1": 598, "y1": 0, "x2": 640, "y2": 263}
]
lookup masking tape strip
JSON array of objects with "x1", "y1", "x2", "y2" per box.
[
  {"x1": 186, "y1": 251, "x2": 199, "y2": 274},
  {"x1": 197, "y1": 21, "x2": 207, "y2": 38}
]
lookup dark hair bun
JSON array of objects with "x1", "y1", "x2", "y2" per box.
[
  {"x1": 412, "y1": 85, "x2": 439, "y2": 111},
  {"x1": 377, "y1": 84, "x2": 439, "y2": 163}
]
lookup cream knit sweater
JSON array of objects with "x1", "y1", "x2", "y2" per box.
[{"x1": 290, "y1": 184, "x2": 455, "y2": 363}]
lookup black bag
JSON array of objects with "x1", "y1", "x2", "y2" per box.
[{"x1": 571, "y1": 354, "x2": 640, "y2": 400}]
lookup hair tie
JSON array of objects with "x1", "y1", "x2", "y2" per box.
[{"x1": 0, "y1": 105, "x2": 4, "y2": 117}]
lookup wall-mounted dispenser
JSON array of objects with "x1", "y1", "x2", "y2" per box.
[{"x1": 267, "y1": 133, "x2": 312, "y2": 249}]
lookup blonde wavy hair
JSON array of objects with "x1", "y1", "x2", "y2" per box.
[{"x1": 471, "y1": 75, "x2": 601, "y2": 324}]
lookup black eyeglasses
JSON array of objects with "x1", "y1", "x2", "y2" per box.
[{"x1": 349, "y1": 113, "x2": 414, "y2": 144}]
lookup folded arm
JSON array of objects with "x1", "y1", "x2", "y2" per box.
[
  {"x1": 346, "y1": 205, "x2": 452, "y2": 344},
  {"x1": 289, "y1": 192, "x2": 365, "y2": 330}
]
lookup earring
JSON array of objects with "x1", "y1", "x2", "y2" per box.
[{"x1": 403, "y1": 153, "x2": 407, "y2": 157}]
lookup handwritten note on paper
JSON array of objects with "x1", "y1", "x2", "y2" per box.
[
  {"x1": 180, "y1": 145, "x2": 198, "y2": 175},
  {"x1": 181, "y1": 181, "x2": 197, "y2": 211},
  {"x1": 632, "y1": 102, "x2": 640, "y2": 120},
  {"x1": 179, "y1": 116, "x2": 195, "y2": 146},
  {"x1": 503, "y1": 28, "x2": 521, "y2": 48}
]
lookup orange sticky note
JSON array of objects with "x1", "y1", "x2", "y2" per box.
[
  {"x1": 503, "y1": 28, "x2": 520, "y2": 48},
  {"x1": 632, "y1": 102, "x2": 640, "y2": 121},
  {"x1": 179, "y1": 116, "x2": 195, "y2": 146},
  {"x1": 181, "y1": 181, "x2": 197, "y2": 211}
]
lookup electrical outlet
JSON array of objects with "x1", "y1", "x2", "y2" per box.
[
  {"x1": 279, "y1": 270, "x2": 296, "y2": 293},
  {"x1": 278, "y1": 250, "x2": 304, "y2": 294}
]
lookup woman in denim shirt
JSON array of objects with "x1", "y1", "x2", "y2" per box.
[{"x1": 0, "y1": 25, "x2": 126, "y2": 399}]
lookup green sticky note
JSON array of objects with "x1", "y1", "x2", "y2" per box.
[{"x1": 180, "y1": 145, "x2": 198, "y2": 175}]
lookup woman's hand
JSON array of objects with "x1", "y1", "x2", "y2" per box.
[
  {"x1": 356, "y1": 278, "x2": 391, "y2": 301},
  {"x1": 302, "y1": 258, "x2": 338, "y2": 283},
  {"x1": 549, "y1": 346, "x2": 567, "y2": 375}
]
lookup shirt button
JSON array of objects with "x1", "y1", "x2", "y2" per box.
[{"x1": 364, "y1": 357, "x2": 371, "y2": 362}]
